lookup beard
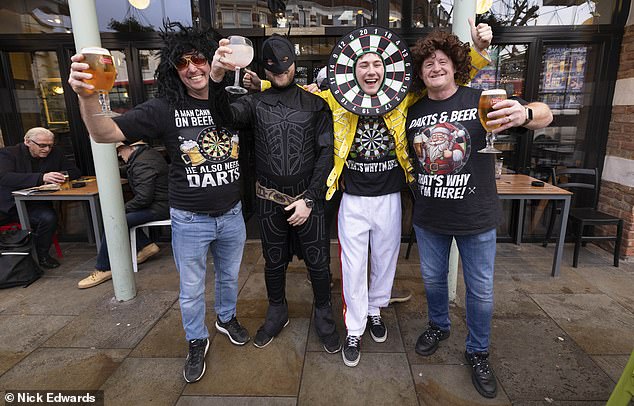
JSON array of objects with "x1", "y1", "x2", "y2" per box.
[{"x1": 426, "y1": 139, "x2": 450, "y2": 162}]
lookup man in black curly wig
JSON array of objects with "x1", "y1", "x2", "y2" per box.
[{"x1": 68, "y1": 22, "x2": 250, "y2": 384}]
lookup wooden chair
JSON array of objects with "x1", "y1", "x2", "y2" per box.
[{"x1": 543, "y1": 167, "x2": 623, "y2": 267}]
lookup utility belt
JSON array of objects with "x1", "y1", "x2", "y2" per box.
[{"x1": 255, "y1": 181, "x2": 305, "y2": 206}]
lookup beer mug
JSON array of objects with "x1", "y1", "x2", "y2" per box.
[
  {"x1": 478, "y1": 89, "x2": 507, "y2": 154},
  {"x1": 81, "y1": 47, "x2": 119, "y2": 117},
  {"x1": 180, "y1": 140, "x2": 206, "y2": 166},
  {"x1": 60, "y1": 171, "x2": 71, "y2": 190}
]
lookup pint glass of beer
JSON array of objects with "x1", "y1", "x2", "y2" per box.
[
  {"x1": 478, "y1": 89, "x2": 507, "y2": 153},
  {"x1": 81, "y1": 47, "x2": 119, "y2": 117}
]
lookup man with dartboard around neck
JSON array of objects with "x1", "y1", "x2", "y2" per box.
[{"x1": 250, "y1": 20, "x2": 492, "y2": 367}]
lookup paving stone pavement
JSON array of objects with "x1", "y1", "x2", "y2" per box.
[{"x1": 0, "y1": 240, "x2": 632, "y2": 405}]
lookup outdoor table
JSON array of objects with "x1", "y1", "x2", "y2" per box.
[
  {"x1": 12, "y1": 177, "x2": 104, "y2": 251},
  {"x1": 496, "y1": 174, "x2": 572, "y2": 277}
]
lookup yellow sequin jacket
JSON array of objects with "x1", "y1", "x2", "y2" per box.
[{"x1": 263, "y1": 49, "x2": 490, "y2": 200}]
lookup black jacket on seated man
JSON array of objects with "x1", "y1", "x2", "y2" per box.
[{"x1": 0, "y1": 131, "x2": 81, "y2": 268}]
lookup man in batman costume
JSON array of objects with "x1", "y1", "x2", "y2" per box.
[{"x1": 209, "y1": 35, "x2": 341, "y2": 353}]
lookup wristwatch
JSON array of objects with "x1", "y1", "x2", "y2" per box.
[
  {"x1": 303, "y1": 197, "x2": 314, "y2": 209},
  {"x1": 522, "y1": 107, "x2": 533, "y2": 126}
]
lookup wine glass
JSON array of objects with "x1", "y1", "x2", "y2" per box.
[
  {"x1": 81, "y1": 47, "x2": 119, "y2": 117},
  {"x1": 224, "y1": 36, "x2": 254, "y2": 95},
  {"x1": 477, "y1": 89, "x2": 507, "y2": 153}
]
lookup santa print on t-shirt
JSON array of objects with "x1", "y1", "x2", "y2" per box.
[
  {"x1": 406, "y1": 86, "x2": 501, "y2": 234},
  {"x1": 173, "y1": 107, "x2": 241, "y2": 189}
]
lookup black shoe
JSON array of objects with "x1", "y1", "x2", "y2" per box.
[
  {"x1": 367, "y1": 315, "x2": 387, "y2": 343},
  {"x1": 314, "y1": 304, "x2": 340, "y2": 353},
  {"x1": 38, "y1": 254, "x2": 60, "y2": 269},
  {"x1": 183, "y1": 338, "x2": 209, "y2": 383},
  {"x1": 465, "y1": 351, "x2": 498, "y2": 398},
  {"x1": 253, "y1": 302, "x2": 289, "y2": 349},
  {"x1": 254, "y1": 319, "x2": 289, "y2": 348},
  {"x1": 415, "y1": 322, "x2": 450, "y2": 356},
  {"x1": 321, "y1": 331, "x2": 342, "y2": 354},
  {"x1": 215, "y1": 316, "x2": 250, "y2": 345},
  {"x1": 342, "y1": 335, "x2": 361, "y2": 367}
]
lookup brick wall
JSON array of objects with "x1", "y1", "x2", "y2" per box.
[{"x1": 603, "y1": 23, "x2": 634, "y2": 260}]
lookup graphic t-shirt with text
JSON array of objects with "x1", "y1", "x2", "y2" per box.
[
  {"x1": 343, "y1": 115, "x2": 405, "y2": 196},
  {"x1": 114, "y1": 96, "x2": 241, "y2": 214},
  {"x1": 406, "y1": 86, "x2": 501, "y2": 235}
]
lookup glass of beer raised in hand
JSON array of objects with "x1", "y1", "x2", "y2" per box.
[
  {"x1": 478, "y1": 89, "x2": 507, "y2": 153},
  {"x1": 224, "y1": 36, "x2": 254, "y2": 95},
  {"x1": 81, "y1": 47, "x2": 118, "y2": 117}
]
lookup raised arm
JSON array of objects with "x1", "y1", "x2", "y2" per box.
[{"x1": 67, "y1": 53, "x2": 126, "y2": 143}]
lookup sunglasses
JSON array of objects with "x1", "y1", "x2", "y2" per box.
[
  {"x1": 30, "y1": 140, "x2": 54, "y2": 149},
  {"x1": 173, "y1": 53, "x2": 208, "y2": 70}
]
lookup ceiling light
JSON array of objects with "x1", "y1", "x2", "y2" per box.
[{"x1": 129, "y1": 0, "x2": 150, "y2": 10}]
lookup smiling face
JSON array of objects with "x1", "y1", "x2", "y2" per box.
[
  {"x1": 176, "y1": 51, "x2": 211, "y2": 99},
  {"x1": 355, "y1": 53, "x2": 385, "y2": 96},
  {"x1": 420, "y1": 50, "x2": 457, "y2": 98}
]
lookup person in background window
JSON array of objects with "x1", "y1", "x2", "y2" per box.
[
  {"x1": 0, "y1": 127, "x2": 81, "y2": 269},
  {"x1": 77, "y1": 141, "x2": 169, "y2": 289}
]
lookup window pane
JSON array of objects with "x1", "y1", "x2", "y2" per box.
[
  {"x1": 475, "y1": 0, "x2": 613, "y2": 26},
  {"x1": 533, "y1": 45, "x2": 593, "y2": 176},
  {"x1": 139, "y1": 49, "x2": 160, "y2": 100},
  {"x1": 215, "y1": 0, "x2": 374, "y2": 29},
  {"x1": 0, "y1": 0, "x2": 196, "y2": 34},
  {"x1": 109, "y1": 50, "x2": 133, "y2": 114},
  {"x1": 408, "y1": 0, "x2": 617, "y2": 28},
  {"x1": 0, "y1": 1, "x2": 71, "y2": 34},
  {"x1": 8, "y1": 50, "x2": 76, "y2": 164}
]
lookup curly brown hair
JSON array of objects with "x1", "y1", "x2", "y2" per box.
[{"x1": 410, "y1": 30, "x2": 471, "y2": 92}]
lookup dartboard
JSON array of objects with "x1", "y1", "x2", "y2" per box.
[
  {"x1": 197, "y1": 127, "x2": 233, "y2": 161},
  {"x1": 352, "y1": 117, "x2": 393, "y2": 160},
  {"x1": 327, "y1": 26, "x2": 412, "y2": 116}
]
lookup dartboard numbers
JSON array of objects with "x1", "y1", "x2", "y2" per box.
[{"x1": 328, "y1": 26, "x2": 412, "y2": 116}]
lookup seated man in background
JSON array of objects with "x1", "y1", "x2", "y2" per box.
[
  {"x1": 78, "y1": 141, "x2": 169, "y2": 289},
  {"x1": 0, "y1": 127, "x2": 81, "y2": 269}
]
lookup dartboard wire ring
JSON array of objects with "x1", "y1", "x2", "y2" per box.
[
  {"x1": 353, "y1": 119, "x2": 391, "y2": 160},
  {"x1": 197, "y1": 127, "x2": 234, "y2": 161},
  {"x1": 327, "y1": 26, "x2": 412, "y2": 116}
]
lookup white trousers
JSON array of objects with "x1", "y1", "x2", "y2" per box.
[{"x1": 338, "y1": 192, "x2": 402, "y2": 336}]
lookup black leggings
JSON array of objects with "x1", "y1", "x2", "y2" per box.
[{"x1": 257, "y1": 197, "x2": 331, "y2": 307}]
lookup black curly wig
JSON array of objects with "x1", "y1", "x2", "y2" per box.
[
  {"x1": 156, "y1": 21, "x2": 221, "y2": 106},
  {"x1": 410, "y1": 30, "x2": 472, "y2": 92}
]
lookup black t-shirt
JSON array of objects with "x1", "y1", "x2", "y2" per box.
[
  {"x1": 114, "y1": 96, "x2": 241, "y2": 215},
  {"x1": 343, "y1": 116, "x2": 405, "y2": 196},
  {"x1": 406, "y1": 86, "x2": 501, "y2": 235}
]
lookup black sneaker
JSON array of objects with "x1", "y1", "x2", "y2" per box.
[
  {"x1": 367, "y1": 315, "x2": 387, "y2": 343},
  {"x1": 342, "y1": 335, "x2": 361, "y2": 367},
  {"x1": 415, "y1": 322, "x2": 450, "y2": 356},
  {"x1": 183, "y1": 338, "x2": 209, "y2": 383},
  {"x1": 215, "y1": 316, "x2": 250, "y2": 345},
  {"x1": 465, "y1": 351, "x2": 498, "y2": 398}
]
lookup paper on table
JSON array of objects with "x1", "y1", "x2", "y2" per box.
[{"x1": 13, "y1": 183, "x2": 61, "y2": 195}]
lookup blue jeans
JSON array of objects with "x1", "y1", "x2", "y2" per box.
[
  {"x1": 95, "y1": 209, "x2": 159, "y2": 271},
  {"x1": 414, "y1": 225, "x2": 496, "y2": 353},
  {"x1": 171, "y1": 202, "x2": 246, "y2": 341}
]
